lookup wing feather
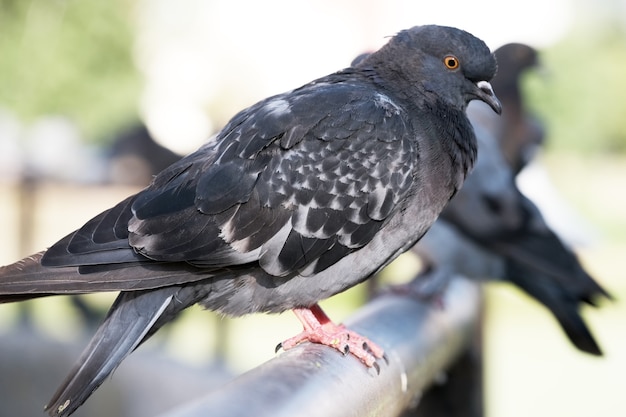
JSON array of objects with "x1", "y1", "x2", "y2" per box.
[{"x1": 22, "y1": 78, "x2": 416, "y2": 289}]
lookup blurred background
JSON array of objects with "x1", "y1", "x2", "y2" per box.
[{"x1": 0, "y1": 0, "x2": 624, "y2": 416}]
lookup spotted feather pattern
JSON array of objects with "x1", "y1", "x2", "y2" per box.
[{"x1": 41, "y1": 79, "x2": 416, "y2": 280}]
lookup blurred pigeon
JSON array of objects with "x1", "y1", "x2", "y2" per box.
[
  {"x1": 412, "y1": 107, "x2": 610, "y2": 356},
  {"x1": 470, "y1": 43, "x2": 597, "y2": 248},
  {"x1": 467, "y1": 43, "x2": 544, "y2": 174},
  {"x1": 107, "y1": 123, "x2": 182, "y2": 186},
  {"x1": 0, "y1": 25, "x2": 500, "y2": 416}
]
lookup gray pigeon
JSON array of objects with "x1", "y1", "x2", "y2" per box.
[
  {"x1": 0, "y1": 25, "x2": 500, "y2": 416},
  {"x1": 467, "y1": 43, "x2": 544, "y2": 174},
  {"x1": 412, "y1": 94, "x2": 609, "y2": 356}
]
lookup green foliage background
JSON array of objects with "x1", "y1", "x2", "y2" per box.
[
  {"x1": 0, "y1": 0, "x2": 140, "y2": 142},
  {"x1": 1, "y1": 1, "x2": 625, "y2": 154},
  {"x1": 524, "y1": 24, "x2": 626, "y2": 154}
]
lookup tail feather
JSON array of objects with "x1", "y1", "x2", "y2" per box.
[
  {"x1": 485, "y1": 215, "x2": 610, "y2": 355},
  {"x1": 497, "y1": 228, "x2": 610, "y2": 299},
  {"x1": 551, "y1": 303, "x2": 603, "y2": 356},
  {"x1": 0, "y1": 293, "x2": 52, "y2": 303},
  {"x1": 505, "y1": 257, "x2": 605, "y2": 355},
  {"x1": 0, "y1": 251, "x2": 210, "y2": 298},
  {"x1": 44, "y1": 287, "x2": 181, "y2": 417}
]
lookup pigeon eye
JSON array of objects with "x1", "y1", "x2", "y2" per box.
[{"x1": 444, "y1": 55, "x2": 459, "y2": 70}]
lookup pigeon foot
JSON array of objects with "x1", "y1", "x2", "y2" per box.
[{"x1": 278, "y1": 304, "x2": 385, "y2": 367}]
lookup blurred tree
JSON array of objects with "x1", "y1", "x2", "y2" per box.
[
  {"x1": 524, "y1": 24, "x2": 626, "y2": 154},
  {"x1": 0, "y1": 0, "x2": 140, "y2": 143}
]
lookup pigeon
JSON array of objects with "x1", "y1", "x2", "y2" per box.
[
  {"x1": 411, "y1": 94, "x2": 609, "y2": 355},
  {"x1": 0, "y1": 25, "x2": 501, "y2": 416},
  {"x1": 107, "y1": 122, "x2": 182, "y2": 186},
  {"x1": 467, "y1": 43, "x2": 544, "y2": 174}
]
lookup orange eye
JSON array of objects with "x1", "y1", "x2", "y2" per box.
[{"x1": 444, "y1": 55, "x2": 459, "y2": 70}]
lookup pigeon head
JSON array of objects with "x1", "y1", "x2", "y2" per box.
[
  {"x1": 492, "y1": 43, "x2": 539, "y2": 94},
  {"x1": 357, "y1": 25, "x2": 502, "y2": 115}
]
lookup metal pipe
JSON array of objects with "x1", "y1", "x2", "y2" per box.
[{"x1": 158, "y1": 277, "x2": 482, "y2": 417}]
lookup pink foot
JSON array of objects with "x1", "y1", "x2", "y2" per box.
[{"x1": 277, "y1": 304, "x2": 385, "y2": 368}]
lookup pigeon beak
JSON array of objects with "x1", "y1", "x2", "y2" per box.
[{"x1": 474, "y1": 81, "x2": 502, "y2": 115}]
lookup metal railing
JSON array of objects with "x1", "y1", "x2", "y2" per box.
[{"x1": 158, "y1": 277, "x2": 483, "y2": 417}]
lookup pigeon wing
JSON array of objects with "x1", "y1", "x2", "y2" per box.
[
  {"x1": 13, "y1": 79, "x2": 415, "y2": 293},
  {"x1": 127, "y1": 80, "x2": 417, "y2": 277}
]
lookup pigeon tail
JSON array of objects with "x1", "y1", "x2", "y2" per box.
[
  {"x1": 44, "y1": 287, "x2": 179, "y2": 417},
  {"x1": 505, "y1": 259, "x2": 606, "y2": 356},
  {"x1": 552, "y1": 303, "x2": 603, "y2": 356},
  {"x1": 0, "y1": 251, "x2": 209, "y2": 303}
]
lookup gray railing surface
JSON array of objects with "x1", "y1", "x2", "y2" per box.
[{"x1": 158, "y1": 277, "x2": 483, "y2": 417}]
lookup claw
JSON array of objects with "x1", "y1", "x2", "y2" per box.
[
  {"x1": 373, "y1": 361, "x2": 381, "y2": 375},
  {"x1": 279, "y1": 304, "x2": 386, "y2": 368}
]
